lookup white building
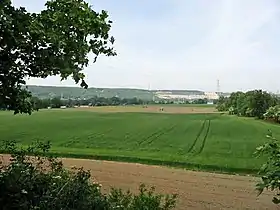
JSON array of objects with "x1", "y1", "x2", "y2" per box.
[{"x1": 155, "y1": 91, "x2": 219, "y2": 101}]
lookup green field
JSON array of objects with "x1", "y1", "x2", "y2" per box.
[
  {"x1": 148, "y1": 103, "x2": 215, "y2": 107},
  {"x1": 0, "y1": 110, "x2": 279, "y2": 174}
]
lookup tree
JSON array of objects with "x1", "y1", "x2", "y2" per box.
[
  {"x1": 228, "y1": 91, "x2": 244, "y2": 114},
  {"x1": 0, "y1": 1, "x2": 178, "y2": 209},
  {"x1": 236, "y1": 92, "x2": 248, "y2": 116},
  {"x1": 256, "y1": 133, "x2": 280, "y2": 204},
  {"x1": 215, "y1": 90, "x2": 279, "y2": 119},
  {"x1": 192, "y1": 98, "x2": 207, "y2": 104},
  {"x1": 0, "y1": 0, "x2": 116, "y2": 114},
  {"x1": 245, "y1": 90, "x2": 275, "y2": 119},
  {"x1": 50, "y1": 97, "x2": 63, "y2": 108},
  {"x1": 215, "y1": 96, "x2": 229, "y2": 111},
  {"x1": 264, "y1": 105, "x2": 280, "y2": 123}
]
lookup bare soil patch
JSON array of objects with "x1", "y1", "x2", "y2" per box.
[
  {"x1": 61, "y1": 158, "x2": 278, "y2": 209},
  {"x1": 74, "y1": 105, "x2": 218, "y2": 114},
  {"x1": 1, "y1": 154, "x2": 273, "y2": 210},
  {"x1": 65, "y1": 159, "x2": 278, "y2": 209}
]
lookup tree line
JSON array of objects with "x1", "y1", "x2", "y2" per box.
[
  {"x1": 216, "y1": 89, "x2": 280, "y2": 123},
  {"x1": 31, "y1": 96, "x2": 147, "y2": 109},
  {"x1": 28, "y1": 96, "x2": 210, "y2": 110},
  {"x1": 0, "y1": 94, "x2": 211, "y2": 111}
]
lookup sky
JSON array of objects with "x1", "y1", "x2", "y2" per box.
[{"x1": 12, "y1": 0, "x2": 280, "y2": 92}]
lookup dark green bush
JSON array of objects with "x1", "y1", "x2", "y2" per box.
[
  {"x1": 0, "y1": 141, "x2": 177, "y2": 210},
  {"x1": 256, "y1": 133, "x2": 280, "y2": 204},
  {"x1": 216, "y1": 90, "x2": 279, "y2": 119}
]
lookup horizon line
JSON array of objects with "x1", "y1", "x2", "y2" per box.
[{"x1": 25, "y1": 84, "x2": 234, "y2": 93}]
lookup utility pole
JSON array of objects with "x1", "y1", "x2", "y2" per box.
[{"x1": 216, "y1": 79, "x2": 220, "y2": 94}]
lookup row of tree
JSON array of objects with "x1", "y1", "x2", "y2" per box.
[
  {"x1": 31, "y1": 96, "x2": 147, "y2": 109},
  {"x1": 152, "y1": 98, "x2": 210, "y2": 105},
  {"x1": 216, "y1": 90, "x2": 280, "y2": 123},
  {"x1": 29, "y1": 96, "x2": 210, "y2": 109},
  {"x1": 1, "y1": 96, "x2": 211, "y2": 111}
]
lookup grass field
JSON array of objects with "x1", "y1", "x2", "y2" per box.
[
  {"x1": 147, "y1": 103, "x2": 215, "y2": 107},
  {"x1": 0, "y1": 107, "x2": 279, "y2": 174}
]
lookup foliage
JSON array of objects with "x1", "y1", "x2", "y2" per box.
[
  {"x1": 0, "y1": 94, "x2": 211, "y2": 110},
  {"x1": 216, "y1": 90, "x2": 279, "y2": 119},
  {"x1": 263, "y1": 105, "x2": 280, "y2": 124},
  {"x1": 0, "y1": 1, "x2": 179, "y2": 209},
  {"x1": 0, "y1": 141, "x2": 177, "y2": 210},
  {"x1": 215, "y1": 96, "x2": 228, "y2": 112},
  {"x1": 0, "y1": 0, "x2": 116, "y2": 114},
  {"x1": 255, "y1": 132, "x2": 280, "y2": 204},
  {"x1": 30, "y1": 96, "x2": 147, "y2": 109},
  {"x1": 26, "y1": 85, "x2": 156, "y2": 101},
  {"x1": 25, "y1": 86, "x2": 210, "y2": 105},
  {"x1": 191, "y1": 98, "x2": 208, "y2": 104}
]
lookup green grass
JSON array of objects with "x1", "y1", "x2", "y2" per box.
[
  {"x1": 0, "y1": 110, "x2": 278, "y2": 174},
  {"x1": 149, "y1": 103, "x2": 215, "y2": 108}
]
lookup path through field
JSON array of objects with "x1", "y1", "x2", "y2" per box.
[{"x1": 58, "y1": 158, "x2": 275, "y2": 210}]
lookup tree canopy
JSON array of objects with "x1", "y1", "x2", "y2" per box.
[
  {"x1": 0, "y1": 0, "x2": 116, "y2": 114},
  {"x1": 0, "y1": 1, "x2": 179, "y2": 209},
  {"x1": 216, "y1": 90, "x2": 279, "y2": 119},
  {"x1": 256, "y1": 133, "x2": 280, "y2": 204}
]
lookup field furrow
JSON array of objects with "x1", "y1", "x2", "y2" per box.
[
  {"x1": 187, "y1": 119, "x2": 207, "y2": 153},
  {"x1": 145, "y1": 124, "x2": 177, "y2": 145},
  {"x1": 196, "y1": 119, "x2": 211, "y2": 154},
  {"x1": 137, "y1": 127, "x2": 166, "y2": 146}
]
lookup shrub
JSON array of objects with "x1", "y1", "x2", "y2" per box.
[
  {"x1": 0, "y1": 141, "x2": 177, "y2": 210},
  {"x1": 263, "y1": 105, "x2": 280, "y2": 123},
  {"x1": 255, "y1": 132, "x2": 280, "y2": 204},
  {"x1": 215, "y1": 90, "x2": 279, "y2": 119},
  {"x1": 228, "y1": 106, "x2": 235, "y2": 115}
]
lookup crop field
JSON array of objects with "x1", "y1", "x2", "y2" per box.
[
  {"x1": 1, "y1": 106, "x2": 279, "y2": 209},
  {"x1": 74, "y1": 104, "x2": 217, "y2": 114},
  {"x1": 0, "y1": 106, "x2": 279, "y2": 173}
]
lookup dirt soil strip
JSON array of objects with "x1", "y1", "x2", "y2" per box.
[
  {"x1": 1, "y1": 155, "x2": 276, "y2": 209},
  {"x1": 50, "y1": 157, "x2": 280, "y2": 209},
  {"x1": 72, "y1": 106, "x2": 218, "y2": 114}
]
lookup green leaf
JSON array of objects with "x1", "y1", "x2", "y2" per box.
[{"x1": 0, "y1": 0, "x2": 116, "y2": 114}]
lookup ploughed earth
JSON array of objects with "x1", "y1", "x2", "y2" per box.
[
  {"x1": 1, "y1": 155, "x2": 275, "y2": 210},
  {"x1": 63, "y1": 158, "x2": 277, "y2": 210},
  {"x1": 73, "y1": 105, "x2": 218, "y2": 114}
]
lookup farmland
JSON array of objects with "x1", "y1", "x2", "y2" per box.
[{"x1": 0, "y1": 105, "x2": 279, "y2": 173}]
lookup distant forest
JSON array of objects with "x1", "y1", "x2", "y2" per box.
[
  {"x1": 25, "y1": 85, "x2": 206, "y2": 100},
  {"x1": 2, "y1": 86, "x2": 210, "y2": 109}
]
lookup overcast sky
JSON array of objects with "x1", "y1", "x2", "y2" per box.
[{"x1": 13, "y1": 0, "x2": 280, "y2": 92}]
